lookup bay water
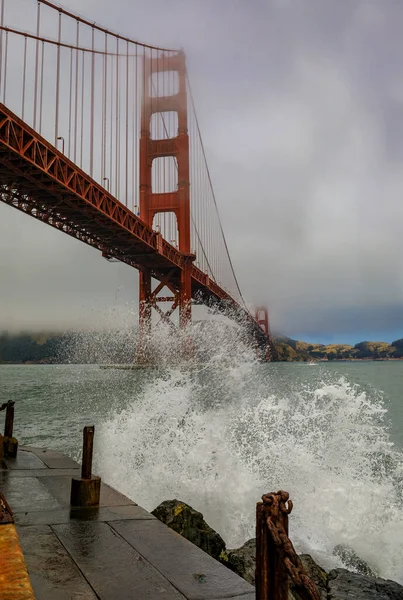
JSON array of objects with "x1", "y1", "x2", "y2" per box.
[{"x1": 1, "y1": 333, "x2": 403, "y2": 582}]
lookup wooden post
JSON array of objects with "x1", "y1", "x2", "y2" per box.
[{"x1": 70, "y1": 425, "x2": 101, "y2": 507}]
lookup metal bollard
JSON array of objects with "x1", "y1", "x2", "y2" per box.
[{"x1": 70, "y1": 426, "x2": 101, "y2": 507}]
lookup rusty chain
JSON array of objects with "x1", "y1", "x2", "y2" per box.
[
  {"x1": 0, "y1": 492, "x2": 14, "y2": 524},
  {"x1": 262, "y1": 491, "x2": 321, "y2": 600}
]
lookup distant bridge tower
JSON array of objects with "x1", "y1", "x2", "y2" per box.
[
  {"x1": 138, "y1": 51, "x2": 194, "y2": 359},
  {"x1": 255, "y1": 307, "x2": 277, "y2": 361}
]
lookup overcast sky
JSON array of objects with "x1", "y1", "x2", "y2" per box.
[{"x1": 1, "y1": 0, "x2": 403, "y2": 344}]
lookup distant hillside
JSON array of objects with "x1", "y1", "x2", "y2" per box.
[
  {"x1": 1, "y1": 331, "x2": 403, "y2": 364},
  {"x1": 0, "y1": 331, "x2": 136, "y2": 364},
  {"x1": 273, "y1": 335, "x2": 403, "y2": 361},
  {"x1": 0, "y1": 332, "x2": 63, "y2": 364}
]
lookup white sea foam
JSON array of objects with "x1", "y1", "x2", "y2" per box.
[{"x1": 95, "y1": 320, "x2": 403, "y2": 582}]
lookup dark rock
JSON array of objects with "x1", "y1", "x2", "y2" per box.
[
  {"x1": 293, "y1": 554, "x2": 327, "y2": 600},
  {"x1": 333, "y1": 544, "x2": 376, "y2": 577},
  {"x1": 328, "y1": 568, "x2": 403, "y2": 599},
  {"x1": 221, "y1": 542, "x2": 326, "y2": 600},
  {"x1": 224, "y1": 538, "x2": 256, "y2": 585},
  {"x1": 151, "y1": 499, "x2": 226, "y2": 560}
]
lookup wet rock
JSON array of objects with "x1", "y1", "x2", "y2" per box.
[
  {"x1": 151, "y1": 499, "x2": 226, "y2": 560},
  {"x1": 222, "y1": 541, "x2": 326, "y2": 600},
  {"x1": 292, "y1": 554, "x2": 327, "y2": 600},
  {"x1": 333, "y1": 544, "x2": 376, "y2": 577},
  {"x1": 328, "y1": 568, "x2": 403, "y2": 599},
  {"x1": 286, "y1": 554, "x2": 327, "y2": 600},
  {"x1": 224, "y1": 538, "x2": 256, "y2": 585}
]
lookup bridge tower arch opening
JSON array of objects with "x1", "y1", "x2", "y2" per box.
[{"x1": 138, "y1": 51, "x2": 194, "y2": 361}]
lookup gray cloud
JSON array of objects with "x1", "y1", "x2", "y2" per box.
[{"x1": 1, "y1": 0, "x2": 403, "y2": 340}]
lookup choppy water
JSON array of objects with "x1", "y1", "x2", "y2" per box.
[{"x1": 1, "y1": 326, "x2": 403, "y2": 582}]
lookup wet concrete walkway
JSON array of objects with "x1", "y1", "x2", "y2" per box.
[{"x1": 1, "y1": 447, "x2": 254, "y2": 600}]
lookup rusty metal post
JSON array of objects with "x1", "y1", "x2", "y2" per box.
[
  {"x1": 81, "y1": 425, "x2": 94, "y2": 479},
  {"x1": 256, "y1": 501, "x2": 270, "y2": 599},
  {"x1": 4, "y1": 401, "x2": 14, "y2": 438},
  {"x1": 70, "y1": 425, "x2": 101, "y2": 507},
  {"x1": 255, "y1": 492, "x2": 290, "y2": 600},
  {"x1": 256, "y1": 491, "x2": 321, "y2": 600},
  {"x1": 2, "y1": 401, "x2": 18, "y2": 459}
]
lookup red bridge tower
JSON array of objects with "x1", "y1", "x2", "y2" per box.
[
  {"x1": 255, "y1": 307, "x2": 277, "y2": 361},
  {"x1": 138, "y1": 51, "x2": 194, "y2": 359}
]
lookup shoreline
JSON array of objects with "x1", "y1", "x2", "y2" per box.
[{"x1": 2, "y1": 358, "x2": 403, "y2": 365}]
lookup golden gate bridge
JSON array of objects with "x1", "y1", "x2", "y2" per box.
[{"x1": 0, "y1": 0, "x2": 277, "y2": 361}]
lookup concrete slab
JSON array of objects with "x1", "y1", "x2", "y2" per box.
[
  {"x1": 4, "y1": 449, "x2": 255, "y2": 600},
  {"x1": 111, "y1": 519, "x2": 254, "y2": 600},
  {"x1": 15, "y1": 504, "x2": 156, "y2": 526},
  {"x1": 2, "y1": 451, "x2": 47, "y2": 470},
  {"x1": 3, "y1": 468, "x2": 81, "y2": 478},
  {"x1": 38, "y1": 474, "x2": 136, "y2": 507},
  {"x1": 209, "y1": 597, "x2": 255, "y2": 600},
  {"x1": 53, "y1": 520, "x2": 187, "y2": 599},
  {"x1": 0, "y1": 475, "x2": 62, "y2": 512},
  {"x1": 18, "y1": 525, "x2": 97, "y2": 600},
  {"x1": 21, "y1": 447, "x2": 79, "y2": 469}
]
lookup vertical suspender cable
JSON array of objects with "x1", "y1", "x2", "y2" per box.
[
  {"x1": 132, "y1": 43, "x2": 138, "y2": 212},
  {"x1": 68, "y1": 47, "x2": 73, "y2": 156},
  {"x1": 0, "y1": 0, "x2": 4, "y2": 98},
  {"x1": 101, "y1": 33, "x2": 107, "y2": 183},
  {"x1": 187, "y1": 72, "x2": 245, "y2": 304},
  {"x1": 168, "y1": 55, "x2": 172, "y2": 241},
  {"x1": 22, "y1": 36, "x2": 27, "y2": 120},
  {"x1": 125, "y1": 40, "x2": 129, "y2": 206},
  {"x1": 90, "y1": 27, "x2": 95, "y2": 176},
  {"x1": 168, "y1": 56, "x2": 171, "y2": 241},
  {"x1": 140, "y1": 46, "x2": 149, "y2": 218},
  {"x1": 153, "y1": 50, "x2": 159, "y2": 233},
  {"x1": 2, "y1": 30, "x2": 7, "y2": 104},
  {"x1": 74, "y1": 20, "x2": 79, "y2": 163},
  {"x1": 55, "y1": 11, "x2": 61, "y2": 145},
  {"x1": 39, "y1": 41, "x2": 44, "y2": 134},
  {"x1": 152, "y1": 49, "x2": 157, "y2": 230},
  {"x1": 109, "y1": 48, "x2": 113, "y2": 190},
  {"x1": 167, "y1": 56, "x2": 170, "y2": 240},
  {"x1": 115, "y1": 37, "x2": 119, "y2": 197},
  {"x1": 80, "y1": 49, "x2": 85, "y2": 167},
  {"x1": 196, "y1": 110, "x2": 202, "y2": 263},
  {"x1": 167, "y1": 56, "x2": 171, "y2": 238},
  {"x1": 33, "y1": 1, "x2": 41, "y2": 129}
]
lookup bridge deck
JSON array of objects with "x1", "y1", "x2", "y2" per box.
[
  {"x1": 1, "y1": 447, "x2": 254, "y2": 600},
  {"x1": 0, "y1": 101, "x2": 269, "y2": 348}
]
